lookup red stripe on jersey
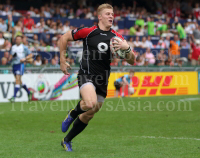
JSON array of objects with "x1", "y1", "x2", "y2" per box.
[
  {"x1": 111, "y1": 29, "x2": 124, "y2": 40},
  {"x1": 73, "y1": 25, "x2": 98, "y2": 40}
]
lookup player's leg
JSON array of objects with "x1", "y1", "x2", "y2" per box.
[
  {"x1": 61, "y1": 83, "x2": 98, "y2": 151},
  {"x1": 9, "y1": 74, "x2": 21, "y2": 102},
  {"x1": 114, "y1": 81, "x2": 120, "y2": 98},
  {"x1": 20, "y1": 80, "x2": 32, "y2": 101},
  {"x1": 63, "y1": 95, "x2": 104, "y2": 146},
  {"x1": 19, "y1": 63, "x2": 32, "y2": 101},
  {"x1": 121, "y1": 82, "x2": 125, "y2": 97},
  {"x1": 61, "y1": 83, "x2": 97, "y2": 133}
]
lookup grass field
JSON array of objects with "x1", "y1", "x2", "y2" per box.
[{"x1": 0, "y1": 95, "x2": 200, "y2": 158}]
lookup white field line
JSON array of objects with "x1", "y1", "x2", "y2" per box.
[
  {"x1": 179, "y1": 98, "x2": 200, "y2": 101},
  {"x1": 134, "y1": 136, "x2": 200, "y2": 141}
]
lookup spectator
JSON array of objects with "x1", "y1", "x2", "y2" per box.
[
  {"x1": 1, "y1": 7, "x2": 11, "y2": 16},
  {"x1": 129, "y1": 25, "x2": 137, "y2": 36},
  {"x1": 90, "y1": 11, "x2": 97, "y2": 20},
  {"x1": 144, "y1": 48, "x2": 156, "y2": 65},
  {"x1": 147, "y1": 16, "x2": 155, "y2": 35},
  {"x1": 127, "y1": 37, "x2": 134, "y2": 50},
  {"x1": 190, "y1": 40, "x2": 200, "y2": 66},
  {"x1": 67, "y1": 8, "x2": 75, "y2": 19},
  {"x1": 169, "y1": 35, "x2": 180, "y2": 60},
  {"x1": 79, "y1": 8, "x2": 87, "y2": 19},
  {"x1": 181, "y1": 38, "x2": 190, "y2": 49},
  {"x1": 176, "y1": 23, "x2": 186, "y2": 40},
  {"x1": 141, "y1": 37, "x2": 147, "y2": 48},
  {"x1": 165, "y1": 57, "x2": 174, "y2": 66},
  {"x1": 145, "y1": 36, "x2": 153, "y2": 48},
  {"x1": 42, "y1": 58, "x2": 48, "y2": 66},
  {"x1": 28, "y1": 6, "x2": 36, "y2": 17},
  {"x1": 76, "y1": 5, "x2": 83, "y2": 17},
  {"x1": 22, "y1": 36, "x2": 28, "y2": 46},
  {"x1": 136, "y1": 54, "x2": 145, "y2": 66},
  {"x1": 135, "y1": 15, "x2": 144, "y2": 28},
  {"x1": 135, "y1": 26, "x2": 144, "y2": 36},
  {"x1": 63, "y1": 21, "x2": 70, "y2": 33},
  {"x1": 52, "y1": 54, "x2": 59, "y2": 65},
  {"x1": 69, "y1": 58, "x2": 75, "y2": 66},
  {"x1": 134, "y1": 36, "x2": 142, "y2": 48},
  {"x1": 23, "y1": 13, "x2": 35, "y2": 31},
  {"x1": 0, "y1": 32, "x2": 5, "y2": 49},
  {"x1": 164, "y1": 36, "x2": 170, "y2": 48},
  {"x1": 1, "y1": 57, "x2": 7, "y2": 65},
  {"x1": 51, "y1": 58, "x2": 59, "y2": 66},
  {"x1": 156, "y1": 37, "x2": 166, "y2": 49},
  {"x1": 110, "y1": 57, "x2": 119, "y2": 66},
  {"x1": 34, "y1": 55, "x2": 42, "y2": 66},
  {"x1": 85, "y1": 8, "x2": 93, "y2": 19},
  {"x1": 193, "y1": 3, "x2": 200, "y2": 20},
  {"x1": 2, "y1": 39, "x2": 11, "y2": 51},
  {"x1": 155, "y1": 49, "x2": 167, "y2": 66},
  {"x1": 193, "y1": 24, "x2": 200, "y2": 40},
  {"x1": 4, "y1": 51, "x2": 10, "y2": 61},
  {"x1": 112, "y1": 21, "x2": 119, "y2": 31},
  {"x1": 40, "y1": 27, "x2": 51, "y2": 44},
  {"x1": 0, "y1": 18, "x2": 7, "y2": 32},
  {"x1": 5, "y1": 14, "x2": 14, "y2": 32},
  {"x1": 54, "y1": 7, "x2": 61, "y2": 18},
  {"x1": 12, "y1": 20, "x2": 23, "y2": 42},
  {"x1": 44, "y1": 6, "x2": 51, "y2": 18}
]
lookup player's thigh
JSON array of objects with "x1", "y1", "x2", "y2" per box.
[{"x1": 80, "y1": 83, "x2": 97, "y2": 107}]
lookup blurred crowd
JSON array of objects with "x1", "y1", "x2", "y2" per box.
[{"x1": 0, "y1": 0, "x2": 200, "y2": 67}]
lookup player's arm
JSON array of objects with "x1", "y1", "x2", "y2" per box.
[
  {"x1": 58, "y1": 31, "x2": 74, "y2": 75},
  {"x1": 122, "y1": 77, "x2": 129, "y2": 86},
  {"x1": 112, "y1": 38, "x2": 135, "y2": 65},
  {"x1": 20, "y1": 46, "x2": 33, "y2": 62}
]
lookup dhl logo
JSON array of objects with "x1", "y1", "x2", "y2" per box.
[
  {"x1": 131, "y1": 75, "x2": 187, "y2": 95},
  {"x1": 107, "y1": 73, "x2": 194, "y2": 97}
]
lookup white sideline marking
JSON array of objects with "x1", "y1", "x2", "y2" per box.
[
  {"x1": 134, "y1": 136, "x2": 200, "y2": 141},
  {"x1": 179, "y1": 98, "x2": 200, "y2": 101}
]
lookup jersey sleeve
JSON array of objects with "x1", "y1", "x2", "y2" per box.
[
  {"x1": 71, "y1": 26, "x2": 98, "y2": 41},
  {"x1": 23, "y1": 45, "x2": 31, "y2": 55}
]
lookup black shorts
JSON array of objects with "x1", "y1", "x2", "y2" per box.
[
  {"x1": 114, "y1": 81, "x2": 122, "y2": 91},
  {"x1": 77, "y1": 74, "x2": 108, "y2": 98}
]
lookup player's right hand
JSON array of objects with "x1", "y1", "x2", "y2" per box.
[{"x1": 60, "y1": 62, "x2": 71, "y2": 75}]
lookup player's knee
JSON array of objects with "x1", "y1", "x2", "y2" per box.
[{"x1": 85, "y1": 100, "x2": 97, "y2": 109}]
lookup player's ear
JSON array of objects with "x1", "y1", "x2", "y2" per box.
[{"x1": 98, "y1": 14, "x2": 102, "y2": 20}]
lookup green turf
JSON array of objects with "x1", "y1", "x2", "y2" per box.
[{"x1": 0, "y1": 95, "x2": 200, "y2": 158}]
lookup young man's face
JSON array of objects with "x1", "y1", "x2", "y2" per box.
[
  {"x1": 16, "y1": 37, "x2": 22, "y2": 45},
  {"x1": 98, "y1": 8, "x2": 114, "y2": 28}
]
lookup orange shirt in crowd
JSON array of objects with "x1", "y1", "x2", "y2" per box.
[{"x1": 169, "y1": 40, "x2": 180, "y2": 55}]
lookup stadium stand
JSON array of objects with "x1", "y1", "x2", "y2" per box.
[{"x1": 0, "y1": 0, "x2": 200, "y2": 67}]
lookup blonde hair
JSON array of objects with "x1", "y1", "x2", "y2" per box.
[{"x1": 97, "y1": 3, "x2": 113, "y2": 16}]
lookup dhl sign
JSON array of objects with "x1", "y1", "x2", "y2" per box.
[{"x1": 107, "y1": 72, "x2": 198, "y2": 97}]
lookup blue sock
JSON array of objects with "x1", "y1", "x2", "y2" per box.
[
  {"x1": 13, "y1": 84, "x2": 20, "y2": 98},
  {"x1": 22, "y1": 84, "x2": 30, "y2": 95}
]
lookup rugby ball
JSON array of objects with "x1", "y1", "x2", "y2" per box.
[
  {"x1": 110, "y1": 36, "x2": 126, "y2": 59},
  {"x1": 128, "y1": 87, "x2": 135, "y2": 95}
]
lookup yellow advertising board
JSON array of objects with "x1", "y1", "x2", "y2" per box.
[{"x1": 107, "y1": 72, "x2": 198, "y2": 97}]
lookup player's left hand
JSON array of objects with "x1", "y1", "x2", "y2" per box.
[
  {"x1": 20, "y1": 58, "x2": 26, "y2": 63},
  {"x1": 111, "y1": 38, "x2": 130, "y2": 52}
]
